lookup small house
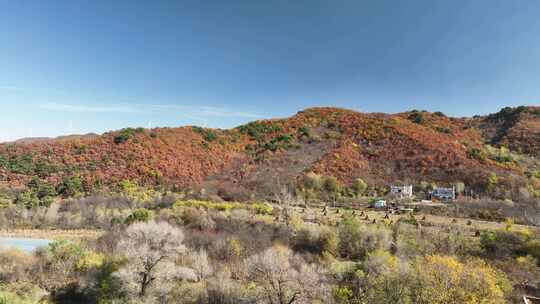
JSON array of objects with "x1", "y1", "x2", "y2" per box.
[
  {"x1": 390, "y1": 185, "x2": 413, "y2": 198},
  {"x1": 430, "y1": 187, "x2": 455, "y2": 201},
  {"x1": 373, "y1": 200, "x2": 387, "y2": 208}
]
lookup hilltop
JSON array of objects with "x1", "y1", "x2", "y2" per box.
[{"x1": 0, "y1": 106, "x2": 539, "y2": 201}]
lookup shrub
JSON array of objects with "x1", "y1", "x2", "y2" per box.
[
  {"x1": 4, "y1": 155, "x2": 35, "y2": 175},
  {"x1": 303, "y1": 172, "x2": 323, "y2": 190},
  {"x1": 173, "y1": 199, "x2": 273, "y2": 215},
  {"x1": 361, "y1": 251, "x2": 411, "y2": 304},
  {"x1": 323, "y1": 176, "x2": 341, "y2": 193},
  {"x1": 0, "y1": 249, "x2": 34, "y2": 284},
  {"x1": 250, "y1": 202, "x2": 273, "y2": 215},
  {"x1": 522, "y1": 239, "x2": 540, "y2": 266},
  {"x1": 434, "y1": 111, "x2": 446, "y2": 117},
  {"x1": 298, "y1": 125, "x2": 311, "y2": 138},
  {"x1": 292, "y1": 225, "x2": 337, "y2": 255},
  {"x1": 212, "y1": 237, "x2": 244, "y2": 261},
  {"x1": 408, "y1": 112, "x2": 424, "y2": 124},
  {"x1": 400, "y1": 213, "x2": 418, "y2": 226},
  {"x1": 258, "y1": 134, "x2": 294, "y2": 153},
  {"x1": 34, "y1": 160, "x2": 59, "y2": 177},
  {"x1": 237, "y1": 121, "x2": 282, "y2": 140},
  {"x1": 26, "y1": 178, "x2": 56, "y2": 207},
  {"x1": 181, "y1": 207, "x2": 216, "y2": 230},
  {"x1": 435, "y1": 126, "x2": 451, "y2": 134},
  {"x1": 38, "y1": 240, "x2": 90, "y2": 291},
  {"x1": 192, "y1": 126, "x2": 218, "y2": 142},
  {"x1": 338, "y1": 215, "x2": 392, "y2": 260},
  {"x1": 351, "y1": 178, "x2": 367, "y2": 197},
  {"x1": 206, "y1": 272, "x2": 255, "y2": 304},
  {"x1": 124, "y1": 208, "x2": 152, "y2": 225},
  {"x1": 113, "y1": 127, "x2": 145, "y2": 144},
  {"x1": 92, "y1": 256, "x2": 126, "y2": 303},
  {"x1": 467, "y1": 147, "x2": 487, "y2": 163},
  {"x1": 113, "y1": 130, "x2": 132, "y2": 144},
  {"x1": 57, "y1": 176, "x2": 84, "y2": 198},
  {"x1": 487, "y1": 172, "x2": 498, "y2": 192},
  {"x1": 175, "y1": 200, "x2": 236, "y2": 211},
  {"x1": 480, "y1": 230, "x2": 527, "y2": 258},
  {"x1": 333, "y1": 286, "x2": 353, "y2": 304},
  {"x1": 15, "y1": 191, "x2": 40, "y2": 209},
  {"x1": 0, "y1": 290, "x2": 43, "y2": 304}
]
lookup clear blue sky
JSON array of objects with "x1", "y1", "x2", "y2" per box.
[{"x1": 1, "y1": 0, "x2": 539, "y2": 141}]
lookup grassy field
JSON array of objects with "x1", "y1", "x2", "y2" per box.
[{"x1": 291, "y1": 205, "x2": 539, "y2": 235}]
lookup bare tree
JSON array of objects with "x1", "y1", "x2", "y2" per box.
[
  {"x1": 246, "y1": 246, "x2": 325, "y2": 304},
  {"x1": 190, "y1": 248, "x2": 213, "y2": 282},
  {"x1": 274, "y1": 184, "x2": 296, "y2": 206},
  {"x1": 115, "y1": 221, "x2": 189, "y2": 298}
]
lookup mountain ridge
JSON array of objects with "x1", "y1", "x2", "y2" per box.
[{"x1": 1, "y1": 106, "x2": 538, "y2": 200}]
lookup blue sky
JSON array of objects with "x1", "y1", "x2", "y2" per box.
[{"x1": 1, "y1": 0, "x2": 539, "y2": 141}]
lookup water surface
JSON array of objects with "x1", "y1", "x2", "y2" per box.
[{"x1": 0, "y1": 237, "x2": 50, "y2": 252}]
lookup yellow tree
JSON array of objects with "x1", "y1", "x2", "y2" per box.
[{"x1": 413, "y1": 255, "x2": 511, "y2": 304}]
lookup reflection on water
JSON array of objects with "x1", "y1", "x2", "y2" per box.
[{"x1": 0, "y1": 237, "x2": 50, "y2": 252}]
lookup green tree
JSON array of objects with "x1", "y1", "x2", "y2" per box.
[
  {"x1": 57, "y1": 176, "x2": 84, "y2": 198},
  {"x1": 323, "y1": 176, "x2": 341, "y2": 193},
  {"x1": 15, "y1": 190, "x2": 40, "y2": 209},
  {"x1": 352, "y1": 178, "x2": 368, "y2": 197},
  {"x1": 303, "y1": 172, "x2": 323, "y2": 190},
  {"x1": 324, "y1": 176, "x2": 342, "y2": 205},
  {"x1": 338, "y1": 215, "x2": 391, "y2": 260},
  {"x1": 333, "y1": 286, "x2": 353, "y2": 304},
  {"x1": 26, "y1": 178, "x2": 56, "y2": 206},
  {"x1": 41, "y1": 240, "x2": 90, "y2": 291},
  {"x1": 487, "y1": 172, "x2": 498, "y2": 194},
  {"x1": 124, "y1": 208, "x2": 152, "y2": 225},
  {"x1": 362, "y1": 250, "x2": 412, "y2": 304},
  {"x1": 408, "y1": 112, "x2": 424, "y2": 124},
  {"x1": 453, "y1": 181, "x2": 465, "y2": 195}
]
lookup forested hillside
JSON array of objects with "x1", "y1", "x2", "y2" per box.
[{"x1": 1, "y1": 106, "x2": 538, "y2": 201}]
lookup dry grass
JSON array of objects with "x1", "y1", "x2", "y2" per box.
[
  {"x1": 291, "y1": 206, "x2": 539, "y2": 235},
  {"x1": 0, "y1": 228, "x2": 103, "y2": 240}
]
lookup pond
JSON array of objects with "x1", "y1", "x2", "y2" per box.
[{"x1": 0, "y1": 237, "x2": 51, "y2": 253}]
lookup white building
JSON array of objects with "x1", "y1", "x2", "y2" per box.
[
  {"x1": 430, "y1": 187, "x2": 456, "y2": 201},
  {"x1": 373, "y1": 200, "x2": 387, "y2": 208},
  {"x1": 390, "y1": 185, "x2": 413, "y2": 198}
]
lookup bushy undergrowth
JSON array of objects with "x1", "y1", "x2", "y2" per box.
[
  {"x1": 0, "y1": 190, "x2": 537, "y2": 303},
  {"x1": 173, "y1": 199, "x2": 273, "y2": 215}
]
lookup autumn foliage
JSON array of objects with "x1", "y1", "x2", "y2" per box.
[{"x1": 0, "y1": 106, "x2": 538, "y2": 198}]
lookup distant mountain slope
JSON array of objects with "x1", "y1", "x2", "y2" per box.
[
  {"x1": 475, "y1": 106, "x2": 540, "y2": 156},
  {"x1": 12, "y1": 133, "x2": 99, "y2": 144},
  {"x1": 0, "y1": 106, "x2": 538, "y2": 199}
]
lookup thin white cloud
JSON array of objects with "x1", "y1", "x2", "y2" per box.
[
  {"x1": 0, "y1": 86, "x2": 27, "y2": 92},
  {"x1": 155, "y1": 104, "x2": 261, "y2": 119},
  {"x1": 0, "y1": 86, "x2": 69, "y2": 96},
  {"x1": 38, "y1": 102, "x2": 262, "y2": 119},
  {"x1": 40, "y1": 102, "x2": 143, "y2": 113}
]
